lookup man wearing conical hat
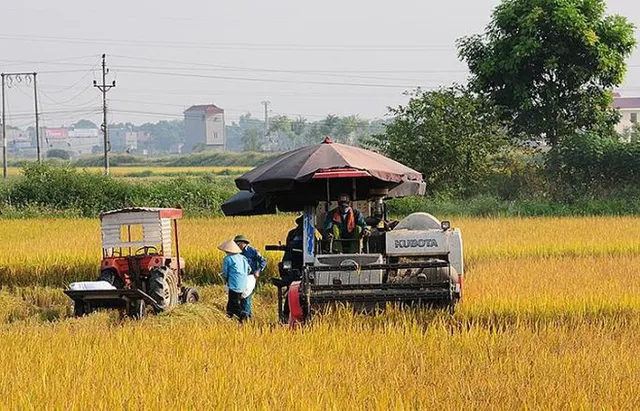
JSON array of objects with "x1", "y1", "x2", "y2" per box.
[{"x1": 218, "y1": 240, "x2": 251, "y2": 322}]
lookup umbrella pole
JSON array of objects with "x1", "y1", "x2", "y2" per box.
[
  {"x1": 352, "y1": 178, "x2": 357, "y2": 201},
  {"x1": 326, "y1": 179, "x2": 330, "y2": 212}
]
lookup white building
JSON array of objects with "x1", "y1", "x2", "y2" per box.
[
  {"x1": 183, "y1": 104, "x2": 225, "y2": 152},
  {"x1": 613, "y1": 96, "x2": 640, "y2": 137}
]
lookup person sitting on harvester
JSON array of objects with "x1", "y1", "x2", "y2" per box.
[
  {"x1": 234, "y1": 235, "x2": 267, "y2": 319},
  {"x1": 324, "y1": 193, "x2": 370, "y2": 253}
]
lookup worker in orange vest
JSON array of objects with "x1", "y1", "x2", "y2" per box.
[{"x1": 324, "y1": 193, "x2": 370, "y2": 253}]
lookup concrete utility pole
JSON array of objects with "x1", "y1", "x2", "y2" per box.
[
  {"x1": 261, "y1": 100, "x2": 270, "y2": 138},
  {"x1": 33, "y1": 73, "x2": 40, "y2": 162},
  {"x1": 1, "y1": 73, "x2": 6, "y2": 180},
  {"x1": 93, "y1": 54, "x2": 116, "y2": 176},
  {"x1": 1, "y1": 72, "x2": 39, "y2": 180}
]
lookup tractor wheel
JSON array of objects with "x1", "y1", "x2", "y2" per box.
[
  {"x1": 148, "y1": 267, "x2": 171, "y2": 312},
  {"x1": 181, "y1": 287, "x2": 200, "y2": 304},
  {"x1": 98, "y1": 269, "x2": 124, "y2": 289},
  {"x1": 165, "y1": 269, "x2": 180, "y2": 308},
  {"x1": 128, "y1": 299, "x2": 146, "y2": 319},
  {"x1": 73, "y1": 301, "x2": 86, "y2": 317}
]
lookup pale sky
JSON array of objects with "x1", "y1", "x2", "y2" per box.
[{"x1": 0, "y1": 0, "x2": 638, "y2": 128}]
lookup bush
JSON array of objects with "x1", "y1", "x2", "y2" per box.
[
  {"x1": 46, "y1": 149, "x2": 71, "y2": 160},
  {"x1": 1, "y1": 164, "x2": 237, "y2": 218}
]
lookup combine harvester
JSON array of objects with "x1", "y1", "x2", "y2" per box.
[
  {"x1": 64, "y1": 208, "x2": 199, "y2": 318},
  {"x1": 223, "y1": 137, "x2": 464, "y2": 325}
]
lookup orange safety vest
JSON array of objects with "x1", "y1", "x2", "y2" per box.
[{"x1": 332, "y1": 208, "x2": 356, "y2": 233}]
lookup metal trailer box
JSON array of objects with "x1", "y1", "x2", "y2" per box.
[{"x1": 312, "y1": 253, "x2": 384, "y2": 286}]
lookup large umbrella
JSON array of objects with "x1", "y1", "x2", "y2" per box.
[
  {"x1": 221, "y1": 190, "x2": 276, "y2": 216},
  {"x1": 236, "y1": 137, "x2": 424, "y2": 201}
]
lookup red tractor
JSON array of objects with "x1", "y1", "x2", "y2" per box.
[{"x1": 64, "y1": 207, "x2": 199, "y2": 318}]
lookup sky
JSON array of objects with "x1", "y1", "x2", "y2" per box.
[{"x1": 0, "y1": 0, "x2": 639, "y2": 129}]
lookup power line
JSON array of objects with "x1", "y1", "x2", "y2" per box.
[
  {"x1": 0, "y1": 34, "x2": 455, "y2": 52},
  {"x1": 117, "y1": 68, "x2": 416, "y2": 89}
]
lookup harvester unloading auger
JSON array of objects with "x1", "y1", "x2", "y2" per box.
[{"x1": 222, "y1": 137, "x2": 464, "y2": 325}]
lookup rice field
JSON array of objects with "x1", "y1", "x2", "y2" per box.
[{"x1": 0, "y1": 215, "x2": 639, "y2": 409}]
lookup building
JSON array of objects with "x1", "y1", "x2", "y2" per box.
[
  {"x1": 613, "y1": 96, "x2": 640, "y2": 136},
  {"x1": 183, "y1": 104, "x2": 225, "y2": 152},
  {"x1": 43, "y1": 126, "x2": 100, "y2": 156}
]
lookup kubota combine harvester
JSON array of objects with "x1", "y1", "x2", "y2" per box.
[
  {"x1": 64, "y1": 207, "x2": 199, "y2": 318},
  {"x1": 222, "y1": 137, "x2": 464, "y2": 325}
]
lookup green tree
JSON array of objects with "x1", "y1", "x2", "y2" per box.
[
  {"x1": 242, "y1": 128, "x2": 261, "y2": 152},
  {"x1": 73, "y1": 119, "x2": 98, "y2": 129},
  {"x1": 458, "y1": 0, "x2": 636, "y2": 146},
  {"x1": 46, "y1": 149, "x2": 71, "y2": 160},
  {"x1": 369, "y1": 86, "x2": 509, "y2": 196}
]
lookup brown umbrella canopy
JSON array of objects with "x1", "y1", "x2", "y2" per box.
[{"x1": 236, "y1": 137, "x2": 423, "y2": 195}]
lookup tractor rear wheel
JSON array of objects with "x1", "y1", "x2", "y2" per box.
[
  {"x1": 149, "y1": 267, "x2": 171, "y2": 312},
  {"x1": 148, "y1": 267, "x2": 180, "y2": 312},
  {"x1": 165, "y1": 269, "x2": 180, "y2": 307}
]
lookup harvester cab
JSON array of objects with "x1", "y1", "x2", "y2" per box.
[
  {"x1": 270, "y1": 199, "x2": 464, "y2": 325},
  {"x1": 64, "y1": 208, "x2": 199, "y2": 318}
]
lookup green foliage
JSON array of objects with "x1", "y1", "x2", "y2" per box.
[
  {"x1": 71, "y1": 152, "x2": 276, "y2": 167},
  {"x1": 46, "y1": 149, "x2": 71, "y2": 160},
  {"x1": 388, "y1": 194, "x2": 640, "y2": 217},
  {"x1": 1, "y1": 164, "x2": 237, "y2": 218},
  {"x1": 369, "y1": 86, "x2": 509, "y2": 197},
  {"x1": 73, "y1": 119, "x2": 98, "y2": 129},
  {"x1": 547, "y1": 132, "x2": 640, "y2": 198},
  {"x1": 136, "y1": 120, "x2": 184, "y2": 152},
  {"x1": 458, "y1": 0, "x2": 637, "y2": 146},
  {"x1": 242, "y1": 128, "x2": 261, "y2": 152}
]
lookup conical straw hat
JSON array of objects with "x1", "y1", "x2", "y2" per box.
[{"x1": 218, "y1": 240, "x2": 242, "y2": 254}]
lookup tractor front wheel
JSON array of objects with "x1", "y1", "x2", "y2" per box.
[
  {"x1": 73, "y1": 301, "x2": 87, "y2": 317},
  {"x1": 181, "y1": 287, "x2": 200, "y2": 304},
  {"x1": 128, "y1": 299, "x2": 146, "y2": 319}
]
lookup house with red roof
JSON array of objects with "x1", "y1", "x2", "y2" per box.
[{"x1": 183, "y1": 104, "x2": 226, "y2": 152}]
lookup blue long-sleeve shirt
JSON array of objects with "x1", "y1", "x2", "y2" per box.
[
  {"x1": 222, "y1": 254, "x2": 250, "y2": 293},
  {"x1": 241, "y1": 245, "x2": 267, "y2": 274}
]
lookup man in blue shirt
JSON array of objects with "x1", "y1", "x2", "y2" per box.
[
  {"x1": 234, "y1": 235, "x2": 267, "y2": 319},
  {"x1": 218, "y1": 240, "x2": 251, "y2": 322}
]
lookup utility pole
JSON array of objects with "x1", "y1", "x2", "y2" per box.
[
  {"x1": 1, "y1": 72, "x2": 39, "y2": 179},
  {"x1": 261, "y1": 100, "x2": 270, "y2": 139},
  {"x1": 33, "y1": 73, "x2": 40, "y2": 163},
  {"x1": 93, "y1": 54, "x2": 116, "y2": 176},
  {"x1": 1, "y1": 73, "x2": 6, "y2": 180}
]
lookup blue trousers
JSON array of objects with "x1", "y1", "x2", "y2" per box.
[{"x1": 240, "y1": 293, "x2": 253, "y2": 318}]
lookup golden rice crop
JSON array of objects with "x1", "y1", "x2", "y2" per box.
[{"x1": 0, "y1": 215, "x2": 639, "y2": 409}]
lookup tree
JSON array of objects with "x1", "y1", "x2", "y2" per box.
[
  {"x1": 47, "y1": 149, "x2": 71, "y2": 160},
  {"x1": 458, "y1": 0, "x2": 636, "y2": 147},
  {"x1": 242, "y1": 128, "x2": 261, "y2": 152},
  {"x1": 74, "y1": 119, "x2": 98, "y2": 129},
  {"x1": 369, "y1": 86, "x2": 509, "y2": 196}
]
